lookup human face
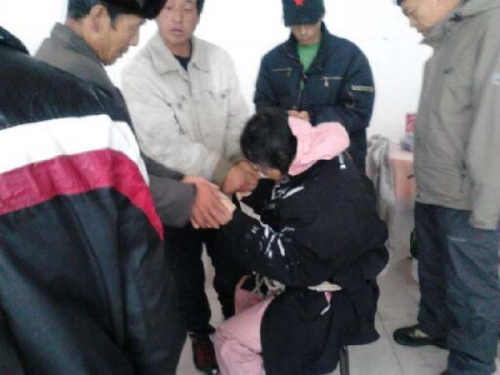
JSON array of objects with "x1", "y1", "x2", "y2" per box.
[
  {"x1": 98, "y1": 14, "x2": 144, "y2": 65},
  {"x1": 291, "y1": 20, "x2": 322, "y2": 45},
  {"x1": 400, "y1": 0, "x2": 460, "y2": 36},
  {"x1": 156, "y1": 0, "x2": 199, "y2": 56}
]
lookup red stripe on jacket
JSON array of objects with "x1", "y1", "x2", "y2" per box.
[{"x1": 0, "y1": 149, "x2": 164, "y2": 240}]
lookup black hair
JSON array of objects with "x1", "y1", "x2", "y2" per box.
[
  {"x1": 240, "y1": 108, "x2": 297, "y2": 174},
  {"x1": 67, "y1": 0, "x2": 167, "y2": 22},
  {"x1": 68, "y1": 0, "x2": 124, "y2": 22},
  {"x1": 196, "y1": 0, "x2": 205, "y2": 15},
  {"x1": 163, "y1": 0, "x2": 205, "y2": 15}
]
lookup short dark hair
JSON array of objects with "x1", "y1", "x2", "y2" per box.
[
  {"x1": 196, "y1": 0, "x2": 205, "y2": 15},
  {"x1": 163, "y1": 0, "x2": 205, "y2": 15},
  {"x1": 240, "y1": 108, "x2": 297, "y2": 174},
  {"x1": 67, "y1": 0, "x2": 166, "y2": 22},
  {"x1": 68, "y1": 0, "x2": 126, "y2": 22},
  {"x1": 396, "y1": 0, "x2": 403, "y2": 6}
]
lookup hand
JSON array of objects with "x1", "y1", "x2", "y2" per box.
[
  {"x1": 287, "y1": 110, "x2": 310, "y2": 122},
  {"x1": 219, "y1": 193, "x2": 236, "y2": 214},
  {"x1": 221, "y1": 162, "x2": 259, "y2": 194},
  {"x1": 183, "y1": 175, "x2": 233, "y2": 229}
]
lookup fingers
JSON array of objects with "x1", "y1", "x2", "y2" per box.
[
  {"x1": 219, "y1": 193, "x2": 236, "y2": 213},
  {"x1": 192, "y1": 181, "x2": 233, "y2": 229},
  {"x1": 287, "y1": 110, "x2": 309, "y2": 122}
]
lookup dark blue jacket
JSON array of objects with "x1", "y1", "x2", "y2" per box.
[{"x1": 254, "y1": 24, "x2": 375, "y2": 171}]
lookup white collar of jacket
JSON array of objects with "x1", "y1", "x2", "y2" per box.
[{"x1": 149, "y1": 33, "x2": 210, "y2": 75}]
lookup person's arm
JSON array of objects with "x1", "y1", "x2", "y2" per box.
[
  {"x1": 143, "y1": 153, "x2": 184, "y2": 181},
  {"x1": 222, "y1": 208, "x2": 350, "y2": 288},
  {"x1": 122, "y1": 64, "x2": 224, "y2": 182},
  {"x1": 466, "y1": 24, "x2": 500, "y2": 230},
  {"x1": 104, "y1": 119, "x2": 184, "y2": 375},
  {"x1": 119, "y1": 212, "x2": 185, "y2": 375},
  {"x1": 311, "y1": 47, "x2": 374, "y2": 135},
  {"x1": 222, "y1": 186, "x2": 376, "y2": 288},
  {"x1": 148, "y1": 174, "x2": 195, "y2": 227}
]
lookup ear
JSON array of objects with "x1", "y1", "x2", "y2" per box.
[{"x1": 88, "y1": 4, "x2": 111, "y2": 33}]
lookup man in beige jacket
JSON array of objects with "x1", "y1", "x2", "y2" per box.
[
  {"x1": 122, "y1": 0, "x2": 258, "y2": 373},
  {"x1": 393, "y1": 1, "x2": 500, "y2": 374}
]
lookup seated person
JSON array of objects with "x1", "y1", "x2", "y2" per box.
[{"x1": 214, "y1": 108, "x2": 389, "y2": 375}]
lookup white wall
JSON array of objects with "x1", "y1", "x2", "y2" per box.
[{"x1": 0, "y1": 0, "x2": 432, "y2": 142}]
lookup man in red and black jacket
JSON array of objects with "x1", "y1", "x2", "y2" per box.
[{"x1": 0, "y1": 27, "x2": 183, "y2": 375}]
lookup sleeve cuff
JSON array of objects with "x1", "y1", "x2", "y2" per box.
[
  {"x1": 229, "y1": 152, "x2": 245, "y2": 165},
  {"x1": 212, "y1": 157, "x2": 232, "y2": 186}
]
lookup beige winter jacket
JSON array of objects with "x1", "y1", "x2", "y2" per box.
[
  {"x1": 414, "y1": 0, "x2": 500, "y2": 229},
  {"x1": 122, "y1": 34, "x2": 249, "y2": 185}
]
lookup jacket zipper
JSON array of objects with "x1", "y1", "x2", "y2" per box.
[
  {"x1": 272, "y1": 67, "x2": 293, "y2": 77},
  {"x1": 297, "y1": 73, "x2": 306, "y2": 110},
  {"x1": 321, "y1": 76, "x2": 343, "y2": 87}
]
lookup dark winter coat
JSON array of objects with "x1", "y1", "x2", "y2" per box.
[
  {"x1": 0, "y1": 28, "x2": 184, "y2": 375},
  {"x1": 224, "y1": 157, "x2": 388, "y2": 375},
  {"x1": 254, "y1": 24, "x2": 375, "y2": 171}
]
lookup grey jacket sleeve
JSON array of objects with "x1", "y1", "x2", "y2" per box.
[
  {"x1": 467, "y1": 22, "x2": 500, "y2": 230},
  {"x1": 142, "y1": 152, "x2": 184, "y2": 181},
  {"x1": 143, "y1": 151, "x2": 195, "y2": 227},
  {"x1": 149, "y1": 175, "x2": 195, "y2": 228}
]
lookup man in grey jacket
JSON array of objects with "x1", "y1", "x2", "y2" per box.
[
  {"x1": 36, "y1": 0, "x2": 232, "y2": 230},
  {"x1": 393, "y1": 1, "x2": 500, "y2": 374}
]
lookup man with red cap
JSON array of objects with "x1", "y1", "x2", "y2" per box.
[{"x1": 254, "y1": 0, "x2": 375, "y2": 173}]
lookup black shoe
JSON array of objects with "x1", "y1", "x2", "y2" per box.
[
  {"x1": 190, "y1": 332, "x2": 219, "y2": 374},
  {"x1": 393, "y1": 325, "x2": 446, "y2": 349},
  {"x1": 440, "y1": 372, "x2": 449, "y2": 375}
]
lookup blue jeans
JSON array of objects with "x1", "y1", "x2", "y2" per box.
[{"x1": 415, "y1": 203, "x2": 500, "y2": 375}]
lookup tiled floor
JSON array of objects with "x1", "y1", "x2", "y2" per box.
[{"x1": 176, "y1": 250, "x2": 500, "y2": 375}]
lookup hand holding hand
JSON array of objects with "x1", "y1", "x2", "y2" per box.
[{"x1": 183, "y1": 175, "x2": 232, "y2": 229}]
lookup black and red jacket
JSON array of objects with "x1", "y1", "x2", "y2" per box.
[{"x1": 0, "y1": 28, "x2": 183, "y2": 375}]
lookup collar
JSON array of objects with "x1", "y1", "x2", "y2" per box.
[
  {"x1": 282, "y1": 23, "x2": 333, "y2": 73},
  {"x1": 422, "y1": 2, "x2": 465, "y2": 47},
  {"x1": 52, "y1": 23, "x2": 102, "y2": 65},
  {"x1": 150, "y1": 33, "x2": 210, "y2": 75}
]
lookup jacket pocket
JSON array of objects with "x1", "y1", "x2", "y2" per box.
[
  {"x1": 204, "y1": 89, "x2": 229, "y2": 115},
  {"x1": 164, "y1": 97, "x2": 188, "y2": 135}
]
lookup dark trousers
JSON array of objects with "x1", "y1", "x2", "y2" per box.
[
  {"x1": 415, "y1": 203, "x2": 500, "y2": 375},
  {"x1": 164, "y1": 225, "x2": 246, "y2": 333}
]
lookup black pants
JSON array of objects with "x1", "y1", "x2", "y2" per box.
[
  {"x1": 415, "y1": 203, "x2": 500, "y2": 375},
  {"x1": 164, "y1": 224, "x2": 246, "y2": 333}
]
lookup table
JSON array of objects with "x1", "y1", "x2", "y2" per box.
[{"x1": 389, "y1": 143, "x2": 415, "y2": 205}]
